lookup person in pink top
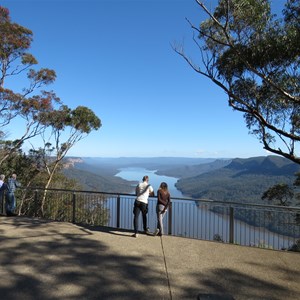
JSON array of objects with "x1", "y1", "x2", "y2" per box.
[{"x1": 154, "y1": 182, "x2": 171, "y2": 236}]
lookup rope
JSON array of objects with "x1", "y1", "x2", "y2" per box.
[{"x1": 160, "y1": 236, "x2": 173, "y2": 300}]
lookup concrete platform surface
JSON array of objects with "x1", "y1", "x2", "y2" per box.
[{"x1": 0, "y1": 216, "x2": 299, "y2": 300}]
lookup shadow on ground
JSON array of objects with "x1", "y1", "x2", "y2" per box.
[{"x1": 1, "y1": 216, "x2": 299, "y2": 300}]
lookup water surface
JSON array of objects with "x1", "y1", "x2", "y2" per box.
[{"x1": 116, "y1": 167, "x2": 184, "y2": 198}]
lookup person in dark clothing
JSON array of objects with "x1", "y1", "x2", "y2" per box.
[
  {"x1": 6, "y1": 173, "x2": 21, "y2": 216},
  {"x1": 154, "y1": 182, "x2": 171, "y2": 236},
  {"x1": 0, "y1": 175, "x2": 10, "y2": 215}
]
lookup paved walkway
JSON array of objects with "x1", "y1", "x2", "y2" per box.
[{"x1": 0, "y1": 216, "x2": 299, "y2": 300}]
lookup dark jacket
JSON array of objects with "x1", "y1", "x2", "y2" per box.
[
  {"x1": 157, "y1": 189, "x2": 171, "y2": 208},
  {"x1": 0, "y1": 182, "x2": 10, "y2": 193}
]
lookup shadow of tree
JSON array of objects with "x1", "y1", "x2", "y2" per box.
[
  {"x1": 1, "y1": 217, "x2": 299, "y2": 300},
  {"x1": 0, "y1": 217, "x2": 168, "y2": 299},
  {"x1": 183, "y1": 262, "x2": 300, "y2": 299},
  {"x1": 196, "y1": 268, "x2": 287, "y2": 299}
]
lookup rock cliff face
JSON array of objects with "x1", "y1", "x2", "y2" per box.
[{"x1": 63, "y1": 157, "x2": 83, "y2": 169}]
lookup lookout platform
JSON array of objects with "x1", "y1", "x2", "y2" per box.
[{"x1": 0, "y1": 216, "x2": 299, "y2": 299}]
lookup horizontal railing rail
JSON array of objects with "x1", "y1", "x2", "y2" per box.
[{"x1": 1, "y1": 187, "x2": 299, "y2": 251}]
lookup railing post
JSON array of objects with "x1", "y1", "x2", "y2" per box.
[
  {"x1": 1, "y1": 191, "x2": 4, "y2": 214},
  {"x1": 72, "y1": 192, "x2": 76, "y2": 223},
  {"x1": 229, "y1": 206, "x2": 234, "y2": 244},
  {"x1": 34, "y1": 190, "x2": 38, "y2": 217},
  {"x1": 116, "y1": 194, "x2": 121, "y2": 228},
  {"x1": 168, "y1": 202, "x2": 172, "y2": 235}
]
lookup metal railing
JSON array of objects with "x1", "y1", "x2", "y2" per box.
[{"x1": 2, "y1": 187, "x2": 300, "y2": 251}]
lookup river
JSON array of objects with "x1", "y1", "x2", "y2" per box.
[{"x1": 116, "y1": 167, "x2": 184, "y2": 198}]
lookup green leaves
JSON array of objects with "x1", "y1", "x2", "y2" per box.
[
  {"x1": 70, "y1": 106, "x2": 101, "y2": 133},
  {"x1": 261, "y1": 183, "x2": 294, "y2": 206},
  {"x1": 0, "y1": 5, "x2": 102, "y2": 192}
]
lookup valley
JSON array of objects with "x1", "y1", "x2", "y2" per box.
[{"x1": 63, "y1": 155, "x2": 300, "y2": 204}]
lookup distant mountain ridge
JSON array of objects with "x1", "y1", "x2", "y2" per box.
[
  {"x1": 226, "y1": 156, "x2": 299, "y2": 175},
  {"x1": 176, "y1": 155, "x2": 300, "y2": 203},
  {"x1": 81, "y1": 156, "x2": 217, "y2": 169},
  {"x1": 155, "y1": 159, "x2": 231, "y2": 178}
]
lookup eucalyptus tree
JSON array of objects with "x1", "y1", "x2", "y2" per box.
[
  {"x1": 261, "y1": 183, "x2": 294, "y2": 206},
  {"x1": 174, "y1": 0, "x2": 300, "y2": 164},
  {"x1": 37, "y1": 105, "x2": 101, "y2": 214},
  {"x1": 0, "y1": 6, "x2": 58, "y2": 163},
  {"x1": 0, "y1": 6, "x2": 102, "y2": 214}
]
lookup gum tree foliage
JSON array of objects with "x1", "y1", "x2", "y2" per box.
[
  {"x1": 0, "y1": 6, "x2": 59, "y2": 163},
  {"x1": 174, "y1": 1, "x2": 300, "y2": 236},
  {"x1": 0, "y1": 149, "x2": 81, "y2": 215},
  {"x1": 37, "y1": 105, "x2": 101, "y2": 215},
  {"x1": 173, "y1": 0, "x2": 300, "y2": 164},
  {"x1": 261, "y1": 183, "x2": 294, "y2": 206},
  {"x1": 0, "y1": 6, "x2": 102, "y2": 202}
]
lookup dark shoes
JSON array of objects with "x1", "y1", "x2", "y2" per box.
[
  {"x1": 144, "y1": 228, "x2": 151, "y2": 235},
  {"x1": 154, "y1": 228, "x2": 162, "y2": 236},
  {"x1": 132, "y1": 228, "x2": 161, "y2": 237},
  {"x1": 6, "y1": 212, "x2": 17, "y2": 217}
]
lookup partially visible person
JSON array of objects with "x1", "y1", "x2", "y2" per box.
[
  {"x1": 132, "y1": 175, "x2": 154, "y2": 237},
  {"x1": 0, "y1": 174, "x2": 7, "y2": 214},
  {"x1": 154, "y1": 182, "x2": 171, "y2": 237},
  {"x1": 6, "y1": 173, "x2": 21, "y2": 216},
  {"x1": 0, "y1": 174, "x2": 4, "y2": 187}
]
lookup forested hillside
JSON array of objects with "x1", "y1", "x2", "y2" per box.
[
  {"x1": 176, "y1": 156, "x2": 300, "y2": 203},
  {"x1": 156, "y1": 159, "x2": 231, "y2": 178},
  {"x1": 63, "y1": 167, "x2": 135, "y2": 194}
]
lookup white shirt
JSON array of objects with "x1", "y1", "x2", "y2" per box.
[{"x1": 136, "y1": 181, "x2": 154, "y2": 204}]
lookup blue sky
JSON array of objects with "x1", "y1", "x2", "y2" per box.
[{"x1": 1, "y1": 0, "x2": 284, "y2": 159}]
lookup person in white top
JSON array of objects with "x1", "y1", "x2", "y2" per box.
[
  {"x1": 0, "y1": 174, "x2": 7, "y2": 215},
  {"x1": 0, "y1": 174, "x2": 4, "y2": 188},
  {"x1": 132, "y1": 175, "x2": 154, "y2": 237}
]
